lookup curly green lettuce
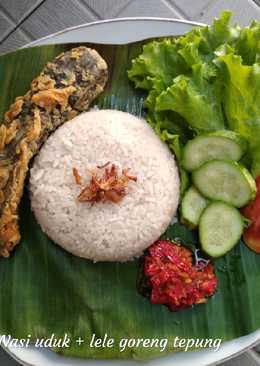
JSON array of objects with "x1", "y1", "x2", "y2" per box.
[
  {"x1": 216, "y1": 52, "x2": 260, "y2": 176},
  {"x1": 156, "y1": 63, "x2": 225, "y2": 132},
  {"x1": 128, "y1": 11, "x2": 260, "y2": 178}
]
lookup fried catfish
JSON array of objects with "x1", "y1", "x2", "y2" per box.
[{"x1": 0, "y1": 46, "x2": 108, "y2": 257}]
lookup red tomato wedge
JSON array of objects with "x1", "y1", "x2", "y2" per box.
[{"x1": 241, "y1": 176, "x2": 260, "y2": 253}]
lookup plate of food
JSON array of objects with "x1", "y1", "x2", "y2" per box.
[{"x1": 1, "y1": 11, "x2": 260, "y2": 366}]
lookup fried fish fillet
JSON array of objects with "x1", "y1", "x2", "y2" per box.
[{"x1": 0, "y1": 46, "x2": 108, "y2": 257}]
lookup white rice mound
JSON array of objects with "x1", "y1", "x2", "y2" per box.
[{"x1": 30, "y1": 110, "x2": 180, "y2": 262}]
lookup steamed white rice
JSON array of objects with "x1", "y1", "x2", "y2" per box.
[{"x1": 30, "y1": 110, "x2": 180, "y2": 262}]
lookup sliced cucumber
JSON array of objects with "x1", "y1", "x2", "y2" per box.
[
  {"x1": 182, "y1": 131, "x2": 247, "y2": 171},
  {"x1": 181, "y1": 186, "x2": 208, "y2": 228},
  {"x1": 192, "y1": 160, "x2": 256, "y2": 208},
  {"x1": 180, "y1": 168, "x2": 190, "y2": 197},
  {"x1": 199, "y1": 202, "x2": 243, "y2": 257}
]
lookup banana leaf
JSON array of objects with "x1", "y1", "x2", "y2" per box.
[{"x1": 0, "y1": 43, "x2": 260, "y2": 361}]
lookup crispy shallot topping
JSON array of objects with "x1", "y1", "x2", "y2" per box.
[
  {"x1": 73, "y1": 167, "x2": 82, "y2": 185},
  {"x1": 73, "y1": 163, "x2": 137, "y2": 204},
  {"x1": 97, "y1": 161, "x2": 110, "y2": 169}
]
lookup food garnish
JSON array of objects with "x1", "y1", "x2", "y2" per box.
[
  {"x1": 199, "y1": 202, "x2": 243, "y2": 258},
  {"x1": 241, "y1": 177, "x2": 260, "y2": 253},
  {"x1": 140, "y1": 240, "x2": 217, "y2": 311},
  {"x1": 72, "y1": 167, "x2": 82, "y2": 186},
  {"x1": 128, "y1": 11, "x2": 260, "y2": 180},
  {"x1": 0, "y1": 46, "x2": 108, "y2": 257},
  {"x1": 192, "y1": 160, "x2": 256, "y2": 208},
  {"x1": 182, "y1": 131, "x2": 247, "y2": 172},
  {"x1": 181, "y1": 186, "x2": 208, "y2": 228},
  {"x1": 128, "y1": 12, "x2": 260, "y2": 257},
  {"x1": 180, "y1": 132, "x2": 256, "y2": 257},
  {"x1": 73, "y1": 163, "x2": 137, "y2": 204}
]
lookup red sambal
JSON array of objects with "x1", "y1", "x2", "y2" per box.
[{"x1": 143, "y1": 240, "x2": 218, "y2": 311}]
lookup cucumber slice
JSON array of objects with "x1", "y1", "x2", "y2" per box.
[
  {"x1": 182, "y1": 131, "x2": 247, "y2": 171},
  {"x1": 192, "y1": 160, "x2": 256, "y2": 208},
  {"x1": 181, "y1": 186, "x2": 208, "y2": 228},
  {"x1": 199, "y1": 202, "x2": 243, "y2": 257},
  {"x1": 180, "y1": 168, "x2": 190, "y2": 197}
]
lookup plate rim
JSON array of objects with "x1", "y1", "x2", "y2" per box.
[{"x1": 23, "y1": 16, "x2": 206, "y2": 49}]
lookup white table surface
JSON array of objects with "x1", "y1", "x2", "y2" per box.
[{"x1": 1, "y1": 0, "x2": 260, "y2": 365}]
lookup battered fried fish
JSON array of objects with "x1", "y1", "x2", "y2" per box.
[{"x1": 0, "y1": 46, "x2": 108, "y2": 257}]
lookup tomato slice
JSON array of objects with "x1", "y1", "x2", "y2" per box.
[
  {"x1": 241, "y1": 176, "x2": 260, "y2": 253},
  {"x1": 243, "y1": 219, "x2": 260, "y2": 253}
]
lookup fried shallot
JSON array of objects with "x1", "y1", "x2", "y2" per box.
[{"x1": 73, "y1": 163, "x2": 137, "y2": 204}]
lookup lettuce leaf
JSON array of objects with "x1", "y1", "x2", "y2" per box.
[
  {"x1": 216, "y1": 53, "x2": 260, "y2": 176},
  {"x1": 176, "y1": 11, "x2": 239, "y2": 64},
  {"x1": 156, "y1": 63, "x2": 225, "y2": 132},
  {"x1": 234, "y1": 20, "x2": 260, "y2": 65},
  {"x1": 128, "y1": 12, "x2": 236, "y2": 139},
  {"x1": 128, "y1": 11, "x2": 260, "y2": 178},
  {"x1": 128, "y1": 39, "x2": 189, "y2": 90},
  {"x1": 159, "y1": 131, "x2": 190, "y2": 196},
  {"x1": 196, "y1": 11, "x2": 239, "y2": 55}
]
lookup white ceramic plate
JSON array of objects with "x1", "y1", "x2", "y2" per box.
[{"x1": 3, "y1": 17, "x2": 260, "y2": 366}]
